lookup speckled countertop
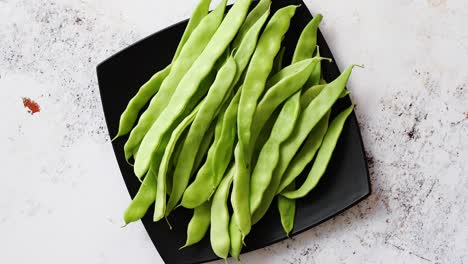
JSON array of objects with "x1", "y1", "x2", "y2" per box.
[{"x1": 0, "y1": 0, "x2": 467, "y2": 263}]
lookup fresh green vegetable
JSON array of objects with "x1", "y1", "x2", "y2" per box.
[
  {"x1": 181, "y1": 201, "x2": 211, "y2": 249},
  {"x1": 124, "y1": 0, "x2": 227, "y2": 163},
  {"x1": 210, "y1": 169, "x2": 234, "y2": 259},
  {"x1": 282, "y1": 105, "x2": 354, "y2": 199}
]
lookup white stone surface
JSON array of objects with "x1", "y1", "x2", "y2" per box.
[{"x1": 0, "y1": 0, "x2": 467, "y2": 263}]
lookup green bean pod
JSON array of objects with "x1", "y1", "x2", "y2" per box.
[
  {"x1": 173, "y1": 0, "x2": 212, "y2": 60},
  {"x1": 123, "y1": 166, "x2": 157, "y2": 225},
  {"x1": 231, "y1": 145, "x2": 251, "y2": 238},
  {"x1": 271, "y1": 46, "x2": 285, "y2": 77},
  {"x1": 277, "y1": 181, "x2": 296, "y2": 236},
  {"x1": 166, "y1": 57, "x2": 237, "y2": 213},
  {"x1": 300, "y1": 84, "x2": 326, "y2": 109},
  {"x1": 180, "y1": 201, "x2": 211, "y2": 249},
  {"x1": 113, "y1": 65, "x2": 171, "y2": 140},
  {"x1": 282, "y1": 105, "x2": 354, "y2": 199},
  {"x1": 252, "y1": 65, "x2": 356, "y2": 224},
  {"x1": 229, "y1": 216, "x2": 243, "y2": 260},
  {"x1": 306, "y1": 47, "x2": 323, "y2": 88},
  {"x1": 276, "y1": 16, "x2": 323, "y2": 230},
  {"x1": 276, "y1": 66, "x2": 356, "y2": 178},
  {"x1": 193, "y1": 122, "x2": 215, "y2": 172},
  {"x1": 251, "y1": 58, "x2": 323, "y2": 145},
  {"x1": 277, "y1": 111, "x2": 330, "y2": 194},
  {"x1": 181, "y1": 91, "x2": 240, "y2": 209},
  {"x1": 250, "y1": 96, "x2": 300, "y2": 214},
  {"x1": 238, "y1": 5, "x2": 297, "y2": 162},
  {"x1": 210, "y1": 169, "x2": 234, "y2": 259},
  {"x1": 232, "y1": 0, "x2": 271, "y2": 50},
  {"x1": 113, "y1": 0, "x2": 213, "y2": 140},
  {"x1": 232, "y1": 11, "x2": 270, "y2": 85},
  {"x1": 292, "y1": 14, "x2": 323, "y2": 63},
  {"x1": 153, "y1": 104, "x2": 201, "y2": 221},
  {"x1": 134, "y1": 0, "x2": 251, "y2": 178},
  {"x1": 124, "y1": 0, "x2": 227, "y2": 162}
]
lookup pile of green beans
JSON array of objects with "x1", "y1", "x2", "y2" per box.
[{"x1": 116, "y1": 0, "x2": 358, "y2": 261}]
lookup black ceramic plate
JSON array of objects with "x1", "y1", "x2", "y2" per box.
[{"x1": 97, "y1": 1, "x2": 371, "y2": 263}]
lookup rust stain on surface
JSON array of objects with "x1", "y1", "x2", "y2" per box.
[{"x1": 22, "y1": 97, "x2": 41, "y2": 114}]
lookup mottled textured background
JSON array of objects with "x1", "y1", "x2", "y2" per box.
[{"x1": 0, "y1": 0, "x2": 467, "y2": 263}]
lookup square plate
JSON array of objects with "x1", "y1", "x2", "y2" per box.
[{"x1": 97, "y1": 1, "x2": 371, "y2": 263}]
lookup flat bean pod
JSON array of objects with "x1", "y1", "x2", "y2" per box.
[
  {"x1": 153, "y1": 104, "x2": 201, "y2": 221},
  {"x1": 231, "y1": 145, "x2": 251, "y2": 238},
  {"x1": 275, "y1": 66, "x2": 356, "y2": 178},
  {"x1": 232, "y1": 10, "x2": 270, "y2": 85},
  {"x1": 251, "y1": 58, "x2": 322, "y2": 145},
  {"x1": 250, "y1": 96, "x2": 300, "y2": 214},
  {"x1": 134, "y1": 0, "x2": 251, "y2": 178},
  {"x1": 271, "y1": 46, "x2": 285, "y2": 77},
  {"x1": 277, "y1": 111, "x2": 330, "y2": 193},
  {"x1": 300, "y1": 84, "x2": 326, "y2": 109},
  {"x1": 166, "y1": 57, "x2": 237, "y2": 213},
  {"x1": 277, "y1": 181, "x2": 296, "y2": 236},
  {"x1": 229, "y1": 216, "x2": 243, "y2": 261},
  {"x1": 292, "y1": 14, "x2": 322, "y2": 63},
  {"x1": 114, "y1": 0, "x2": 213, "y2": 139},
  {"x1": 173, "y1": 0, "x2": 212, "y2": 60},
  {"x1": 306, "y1": 48, "x2": 323, "y2": 88},
  {"x1": 181, "y1": 201, "x2": 211, "y2": 249},
  {"x1": 238, "y1": 5, "x2": 297, "y2": 162},
  {"x1": 114, "y1": 65, "x2": 171, "y2": 140},
  {"x1": 123, "y1": 166, "x2": 157, "y2": 225},
  {"x1": 210, "y1": 168, "x2": 234, "y2": 259},
  {"x1": 277, "y1": 15, "x2": 322, "y2": 229},
  {"x1": 232, "y1": 0, "x2": 271, "y2": 50},
  {"x1": 282, "y1": 105, "x2": 354, "y2": 199},
  {"x1": 252, "y1": 65, "x2": 356, "y2": 224},
  {"x1": 124, "y1": 0, "x2": 227, "y2": 162},
  {"x1": 193, "y1": 122, "x2": 215, "y2": 172},
  {"x1": 181, "y1": 91, "x2": 241, "y2": 209}
]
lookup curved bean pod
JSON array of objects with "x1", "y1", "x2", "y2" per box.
[
  {"x1": 271, "y1": 46, "x2": 285, "y2": 77},
  {"x1": 173, "y1": 0, "x2": 212, "y2": 60},
  {"x1": 277, "y1": 181, "x2": 296, "y2": 236},
  {"x1": 238, "y1": 5, "x2": 297, "y2": 162},
  {"x1": 292, "y1": 14, "x2": 322, "y2": 63},
  {"x1": 134, "y1": 0, "x2": 251, "y2": 177},
  {"x1": 113, "y1": 0, "x2": 213, "y2": 140},
  {"x1": 229, "y1": 216, "x2": 243, "y2": 261},
  {"x1": 250, "y1": 96, "x2": 300, "y2": 214},
  {"x1": 123, "y1": 166, "x2": 157, "y2": 225},
  {"x1": 114, "y1": 65, "x2": 171, "y2": 140},
  {"x1": 124, "y1": 0, "x2": 227, "y2": 162},
  {"x1": 300, "y1": 84, "x2": 325, "y2": 109},
  {"x1": 231, "y1": 144, "x2": 251, "y2": 237},
  {"x1": 276, "y1": 66, "x2": 356, "y2": 178},
  {"x1": 282, "y1": 105, "x2": 354, "y2": 199},
  {"x1": 232, "y1": 0, "x2": 271, "y2": 49},
  {"x1": 277, "y1": 111, "x2": 330, "y2": 194},
  {"x1": 232, "y1": 10, "x2": 270, "y2": 85},
  {"x1": 180, "y1": 201, "x2": 211, "y2": 249},
  {"x1": 193, "y1": 122, "x2": 215, "y2": 172},
  {"x1": 210, "y1": 168, "x2": 234, "y2": 259},
  {"x1": 251, "y1": 58, "x2": 322, "y2": 145},
  {"x1": 166, "y1": 57, "x2": 237, "y2": 213},
  {"x1": 276, "y1": 16, "x2": 323, "y2": 231},
  {"x1": 252, "y1": 65, "x2": 356, "y2": 224},
  {"x1": 153, "y1": 104, "x2": 201, "y2": 221},
  {"x1": 306, "y1": 47, "x2": 323, "y2": 88},
  {"x1": 181, "y1": 91, "x2": 240, "y2": 209}
]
